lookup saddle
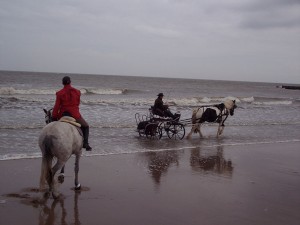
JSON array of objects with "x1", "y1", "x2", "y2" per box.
[
  {"x1": 59, "y1": 116, "x2": 81, "y2": 127},
  {"x1": 59, "y1": 116, "x2": 83, "y2": 137}
]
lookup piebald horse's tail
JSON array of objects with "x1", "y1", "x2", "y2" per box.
[{"x1": 39, "y1": 136, "x2": 53, "y2": 191}]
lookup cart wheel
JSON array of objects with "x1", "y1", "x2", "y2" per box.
[
  {"x1": 166, "y1": 123, "x2": 185, "y2": 140},
  {"x1": 145, "y1": 123, "x2": 162, "y2": 140}
]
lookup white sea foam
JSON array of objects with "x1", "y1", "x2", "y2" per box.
[
  {"x1": 84, "y1": 88, "x2": 126, "y2": 95},
  {"x1": 241, "y1": 96, "x2": 255, "y2": 103},
  {"x1": 253, "y1": 100, "x2": 292, "y2": 105},
  {"x1": 0, "y1": 93, "x2": 294, "y2": 108},
  {"x1": 0, "y1": 87, "x2": 126, "y2": 95},
  {"x1": 0, "y1": 152, "x2": 42, "y2": 161},
  {"x1": 198, "y1": 96, "x2": 241, "y2": 104}
]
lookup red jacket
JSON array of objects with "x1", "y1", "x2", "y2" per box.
[{"x1": 52, "y1": 84, "x2": 82, "y2": 120}]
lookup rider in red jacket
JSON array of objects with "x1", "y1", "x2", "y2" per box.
[{"x1": 52, "y1": 76, "x2": 92, "y2": 151}]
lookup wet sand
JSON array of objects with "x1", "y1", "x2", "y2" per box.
[{"x1": 0, "y1": 142, "x2": 300, "y2": 225}]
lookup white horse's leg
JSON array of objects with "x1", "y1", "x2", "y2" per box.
[
  {"x1": 52, "y1": 160, "x2": 65, "y2": 178},
  {"x1": 58, "y1": 166, "x2": 65, "y2": 184},
  {"x1": 40, "y1": 157, "x2": 51, "y2": 191},
  {"x1": 51, "y1": 160, "x2": 65, "y2": 198},
  {"x1": 42, "y1": 156, "x2": 54, "y2": 198},
  {"x1": 74, "y1": 154, "x2": 81, "y2": 190}
]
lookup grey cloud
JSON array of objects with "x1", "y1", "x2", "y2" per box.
[{"x1": 238, "y1": 0, "x2": 300, "y2": 29}]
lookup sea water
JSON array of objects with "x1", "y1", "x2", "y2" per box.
[{"x1": 0, "y1": 71, "x2": 299, "y2": 160}]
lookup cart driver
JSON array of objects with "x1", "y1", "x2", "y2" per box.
[{"x1": 153, "y1": 93, "x2": 178, "y2": 120}]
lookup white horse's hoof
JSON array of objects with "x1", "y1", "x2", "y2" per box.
[
  {"x1": 75, "y1": 183, "x2": 81, "y2": 190},
  {"x1": 58, "y1": 173, "x2": 65, "y2": 184}
]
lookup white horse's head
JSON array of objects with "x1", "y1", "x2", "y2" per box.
[
  {"x1": 224, "y1": 100, "x2": 237, "y2": 116},
  {"x1": 43, "y1": 108, "x2": 53, "y2": 124}
]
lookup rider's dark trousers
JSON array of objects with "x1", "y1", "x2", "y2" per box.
[{"x1": 76, "y1": 117, "x2": 90, "y2": 145}]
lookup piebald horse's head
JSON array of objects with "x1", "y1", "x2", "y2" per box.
[
  {"x1": 224, "y1": 100, "x2": 237, "y2": 116},
  {"x1": 43, "y1": 108, "x2": 53, "y2": 124}
]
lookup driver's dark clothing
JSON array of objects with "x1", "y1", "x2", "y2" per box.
[{"x1": 153, "y1": 97, "x2": 175, "y2": 119}]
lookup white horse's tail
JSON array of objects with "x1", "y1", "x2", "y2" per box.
[{"x1": 39, "y1": 136, "x2": 53, "y2": 191}]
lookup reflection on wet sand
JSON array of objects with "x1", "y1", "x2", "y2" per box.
[
  {"x1": 38, "y1": 191, "x2": 81, "y2": 225},
  {"x1": 190, "y1": 145, "x2": 233, "y2": 176},
  {"x1": 5, "y1": 188, "x2": 82, "y2": 225},
  {"x1": 38, "y1": 196, "x2": 67, "y2": 225},
  {"x1": 141, "y1": 143, "x2": 234, "y2": 186},
  {"x1": 144, "y1": 151, "x2": 179, "y2": 184}
]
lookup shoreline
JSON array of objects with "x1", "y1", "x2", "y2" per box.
[{"x1": 1, "y1": 142, "x2": 300, "y2": 225}]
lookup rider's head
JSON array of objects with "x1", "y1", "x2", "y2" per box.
[
  {"x1": 62, "y1": 76, "x2": 71, "y2": 85},
  {"x1": 158, "y1": 93, "x2": 164, "y2": 98}
]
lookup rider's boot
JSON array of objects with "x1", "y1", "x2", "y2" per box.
[{"x1": 82, "y1": 127, "x2": 92, "y2": 151}]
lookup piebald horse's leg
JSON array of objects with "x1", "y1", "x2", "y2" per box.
[
  {"x1": 187, "y1": 123, "x2": 204, "y2": 139},
  {"x1": 74, "y1": 154, "x2": 81, "y2": 190},
  {"x1": 217, "y1": 124, "x2": 225, "y2": 137},
  {"x1": 198, "y1": 124, "x2": 203, "y2": 138},
  {"x1": 186, "y1": 127, "x2": 193, "y2": 139},
  {"x1": 186, "y1": 123, "x2": 197, "y2": 139}
]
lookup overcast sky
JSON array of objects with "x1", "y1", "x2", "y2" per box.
[{"x1": 0, "y1": 0, "x2": 299, "y2": 83}]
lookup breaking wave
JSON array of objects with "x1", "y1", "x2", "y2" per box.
[
  {"x1": 80, "y1": 88, "x2": 128, "y2": 95},
  {"x1": 0, "y1": 94, "x2": 296, "y2": 107},
  {"x1": 0, "y1": 87, "x2": 128, "y2": 95},
  {"x1": 0, "y1": 87, "x2": 56, "y2": 95}
]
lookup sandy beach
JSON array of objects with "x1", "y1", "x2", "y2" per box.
[{"x1": 0, "y1": 141, "x2": 299, "y2": 225}]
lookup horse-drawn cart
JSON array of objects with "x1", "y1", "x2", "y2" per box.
[
  {"x1": 135, "y1": 99, "x2": 237, "y2": 140},
  {"x1": 135, "y1": 108, "x2": 185, "y2": 140}
]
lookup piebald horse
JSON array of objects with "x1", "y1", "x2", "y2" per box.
[
  {"x1": 39, "y1": 109, "x2": 83, "y2": 198},
  {"x1": 186, "y1": 99, "x2": 237, "y2": 139}
]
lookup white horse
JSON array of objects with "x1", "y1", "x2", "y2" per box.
[
  {"x1": 39, "y1": 109, "x2": 83, "y2": 198},
  {"x1": 186, "y1": 99, "x2": 237, "y2": 139}
]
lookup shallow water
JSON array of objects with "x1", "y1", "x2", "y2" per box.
[{"x1": 0, "y1": 71, "x2": 300, "y2": 160}]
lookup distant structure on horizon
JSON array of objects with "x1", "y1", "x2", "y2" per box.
[{"x1": 276, "y1": 85, "x2": 300, "y2": 90}]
